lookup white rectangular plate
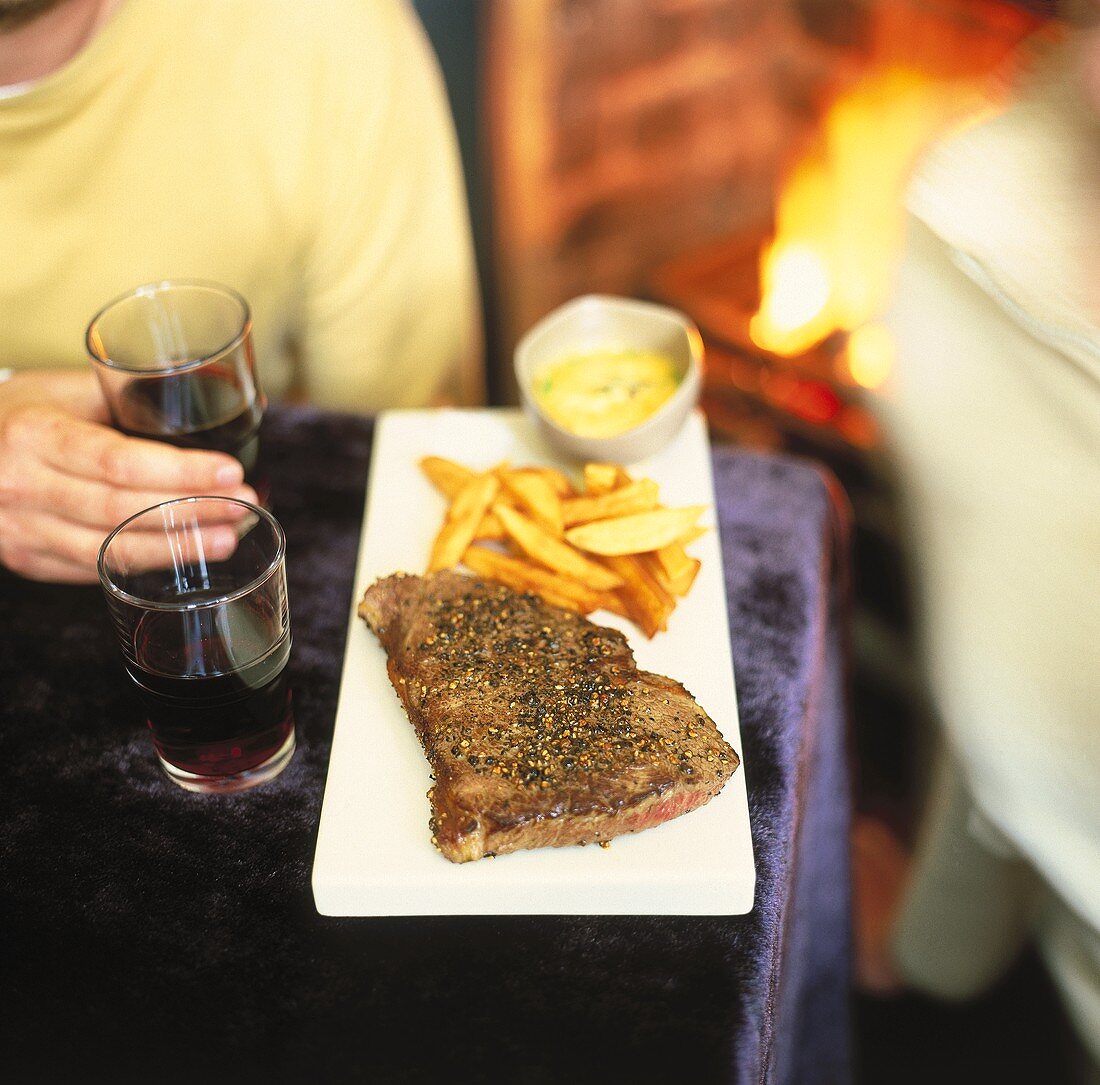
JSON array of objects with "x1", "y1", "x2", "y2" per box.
[{"x1": 312, "y1": 408, "x2": 754, "y2": 915}]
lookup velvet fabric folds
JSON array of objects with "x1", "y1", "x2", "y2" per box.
[{"x1": 0, "y1": 407, "x2": 851, "y2": 1084}]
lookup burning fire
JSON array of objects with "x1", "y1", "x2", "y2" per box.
[{"x1": 750, "y1": 1, "x2": 1046, "y2": 388}]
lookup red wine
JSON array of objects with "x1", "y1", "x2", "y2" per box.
[
  {"x1": 117, "y1": 370, "x2": 265, "y2": 489},
  {"x1": 129, "y1": 596, "x2": 292, "y2": 778}
]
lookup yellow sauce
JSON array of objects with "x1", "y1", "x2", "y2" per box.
[{"x1": 532, "y1": 349, "x2": 682, "y2": 438}]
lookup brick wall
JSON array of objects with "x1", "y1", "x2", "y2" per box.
[{"x1": 483, "y1": 0, "x2": 859, "y2": 399}]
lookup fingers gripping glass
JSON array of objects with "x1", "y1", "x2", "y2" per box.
[{"x1": 86, "y1": 280, "x2": 267, "y2": 492}]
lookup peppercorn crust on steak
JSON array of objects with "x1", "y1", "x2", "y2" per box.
[{"x1": 358, "y1": 571, "x2": 739, "y2": 863}]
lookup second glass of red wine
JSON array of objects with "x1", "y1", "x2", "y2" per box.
[
  {"x1": 97, "y1": 497, "x2": 295, "y2": 794},
  {"x1": 85, "y1": 280, "x2": 267, "y2": 501}
]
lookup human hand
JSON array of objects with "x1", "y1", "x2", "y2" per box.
[{"x1": 0, "y1": 370, "x2": 258, "y2": 583}]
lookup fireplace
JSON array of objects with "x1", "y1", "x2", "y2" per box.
[{"x1": 480, "y1": 0, "x2": 1046, "y2": 387}]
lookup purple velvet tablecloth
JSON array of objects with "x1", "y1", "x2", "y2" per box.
[{"x1": 0, "y1": 407, "x2": 851, "y2": 1085}]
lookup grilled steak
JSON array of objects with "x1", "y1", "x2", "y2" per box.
[{"x1": 358, "y1": 570, "x2": 739, "y2": 863}]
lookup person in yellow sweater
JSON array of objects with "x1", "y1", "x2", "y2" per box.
[{"x1": 0, "y1": 0, "x2": 483, "y2": 582}]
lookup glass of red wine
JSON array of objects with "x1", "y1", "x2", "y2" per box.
[
  {"x1": 85, "y1": 280, "x2": 267, "y2": 501},
  {"x1": 97, "y1": 496, "x2": 295, "y2": 793}
]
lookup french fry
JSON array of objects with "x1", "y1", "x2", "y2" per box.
[
  {"x1": 667, "y1": 557, "x2": 701, "y2": 596},
  {"x1": 564, "y1": 506, "x2": 706, "y2": 556},
  {"x1": 428, "y1": 474, "x2": 500, "y2": 572},
  {"x1": 530, "y1": 465, "x2": 575, "y2": 497},
  {"x1": 654, "y1": 541, "x2": 691, "y2": 580},
  {"x1": 637, "y1": 552, "x2": 669, "y2": 593},
  {"x1": 677, "y1": 525, "x2": 708, "y2": 547},
  {"x1": 493, "y1": 504, "x2": 623, "y2": 591},
  {"x1": 595, "y1": 592, "x2": 633, "y2": 623},
  {"x1": 420, "y1": 455, "x2": 478, "y2": 500},
  {"x1": 654, "y1": 541, "x2": 701, "y2": 596},
  {"x1": 426, "y1": 461, "x2": 516, "y2": 515},
  {"x1": 561, "y1": 479, "x2": 660, "y2": 527},
  {"x1": 462, "y1": 545, "x2": 608, "y2": 614},
  {"x1": 639, "y1": 548, "x2": 701, "y2": 598},
  {"x1": 583, "y1": 463, "x2": 630, "y2": 495},
  {"x1": 472, "y1": 510, "x2": 506, "y2": 541},
  {"x1": 421, "y1": 453, "x2": 705, "y2": 637},
  {"x1": 497, "y1": 469, "x2": 564, "y2": 536},
  {"x1": 601, "y1": 553, "x2": 676, "y2": 638}
]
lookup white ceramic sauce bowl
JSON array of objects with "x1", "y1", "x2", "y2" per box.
[{"x1": 514, "y1": 294, "x2": 703, "y2": 464}]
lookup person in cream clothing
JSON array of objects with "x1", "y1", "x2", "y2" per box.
[
  {"x1": 0, "y1": 0, "x2": 482, "y2": 582},
  {"x1": 868, "y1": 12, "x2": 1100, "y2": 1078}
]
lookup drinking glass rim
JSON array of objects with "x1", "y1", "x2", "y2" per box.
[
  {"x1": 97, "y1": 496, "x2": 285, "y2": 611},
  {"x1": 85, "y1": 278, "x2": 252, "y2": 377}
]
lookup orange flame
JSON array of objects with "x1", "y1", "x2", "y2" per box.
[{"x1": 750, "y1": 2, "x2": 1046, "y2": 380}]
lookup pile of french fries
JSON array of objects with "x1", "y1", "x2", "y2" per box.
[{"x1": 419, "y1": 456, "x2": 707, "y2": 638}]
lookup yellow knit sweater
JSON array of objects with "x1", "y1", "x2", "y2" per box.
[{"x1": 0, "y1": 0, "x2": 483, "y2": 410}]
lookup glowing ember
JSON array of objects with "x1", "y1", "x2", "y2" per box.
[
  {"x1": 751, "y1": 65, "x2": 992, "y2": 362},
  {"x1": 750, "y1": 1, "x2": 1045, "y2": 370},
  {"x1": 844, "y1": 322, "x2": 895, "y2": 390},
  {"x1": 750, "y1": 243, "x2": 831, "y2": 357}
]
